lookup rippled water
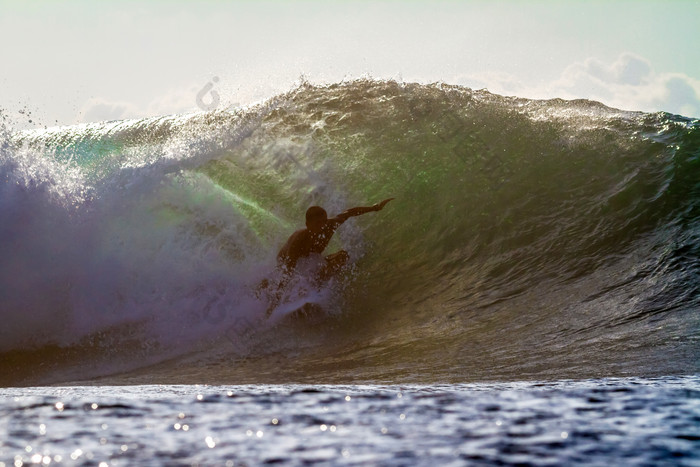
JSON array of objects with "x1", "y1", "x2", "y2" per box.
[{"x1": 1, "y1": 376, "x2": 698, "y2": 466}]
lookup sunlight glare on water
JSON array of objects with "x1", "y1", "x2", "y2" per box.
[{"x1": 1, "y1": 377, "x2": 698, "y2": 466}]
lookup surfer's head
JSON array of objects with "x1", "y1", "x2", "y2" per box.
[{"x1": 306, "y1": 206, "x2": 327, "y2": 231}]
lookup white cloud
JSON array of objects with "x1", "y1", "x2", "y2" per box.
[
  {"x1": 79, "y1": 98, "x2": 141, "y2": 123},
  {"x1": 77, "y1": 53, "x2": 700, "y2": 124},
  {"x1": 74, "y1": 76, "x2": 286, "y2": 125},
  {"x1": 145, "y1": 84, "x2": 202, "y2": 117},
  {"x1": 458, "y1": 53, "x2": 700, "y2": 118},
  {"x1": 570, "y1": 53, "x2": 653, "y2": 87},
  {"x1": 77, "y1": 83, "x2": 205, "y2": 124},
  {"x1": 662, "y1": 75, "x2": 700, "y2": 118}
]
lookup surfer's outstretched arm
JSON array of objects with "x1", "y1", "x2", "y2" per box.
[{"x1": 334, "y1": 198, "x2": 394, "y2": 222}]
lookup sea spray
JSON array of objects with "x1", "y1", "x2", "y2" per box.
[{"x1": 1, "y1": 80, "x2": 698, "y2": 385}]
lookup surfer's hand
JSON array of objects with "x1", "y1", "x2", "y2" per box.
[{"x1": 374, "y1": 198, "x2": 395, "y2": 211}]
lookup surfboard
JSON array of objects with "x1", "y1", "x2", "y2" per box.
[
  {"x1": 267, "y1": 295, "x2": 325, "y2": 324},
  {"x1": 287, "y1": 301, "x2": 325, "y2": 323},
  {"x1": 257, "y1": 268, "x2": 333, "y2": 325}
]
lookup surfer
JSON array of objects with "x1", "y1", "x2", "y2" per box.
[
  {"x1": 257, "y1": 198, "x2": 393, "y2": 317},
  {"x1": 277, "y1": 198, "x2": 394, "y2": 282}
]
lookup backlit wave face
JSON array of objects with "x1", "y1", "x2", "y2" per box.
[{"x1": 1, "y1": 80, "x2": 698, "y2": 386}]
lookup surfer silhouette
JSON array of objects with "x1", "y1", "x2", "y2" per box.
[{"x1": 277, "y1": 198, "x2": 394, "y2": 282}]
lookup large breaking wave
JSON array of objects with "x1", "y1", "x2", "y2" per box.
[{"x1": 1, "y1": 80, "x2": 698, "y2": 385}]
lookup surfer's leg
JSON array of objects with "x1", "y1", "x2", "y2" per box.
[
  {"x1": 318, "y1": 250, "x2": 349, "y2": 281},
  {"x1": 259, "y1": 268, "x2": 293, "y2": 317}
]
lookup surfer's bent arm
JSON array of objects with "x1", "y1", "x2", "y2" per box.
[{"x1": 334, "y1": 198, "x2": 395, "y2": 222}]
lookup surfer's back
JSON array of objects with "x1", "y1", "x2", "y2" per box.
[{"x1": 277, "y1": 228, "x2": 308, "y2": 270}]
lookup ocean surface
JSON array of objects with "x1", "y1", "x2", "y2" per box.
[
  {"x1": 1, "y1": 79, "x2": 699, "y2": 464},
  {"x1": 1, "y1": 377, "x2": 699, "y2": 466}
]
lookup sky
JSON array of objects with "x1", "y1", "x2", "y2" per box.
[{"x1": 1, "y1": 0, "x2": 699, "y2": 129}]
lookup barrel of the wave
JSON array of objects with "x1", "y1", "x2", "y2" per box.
[{"x1": 1, "y1": 80, "x2": 699, "y2": 386}]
